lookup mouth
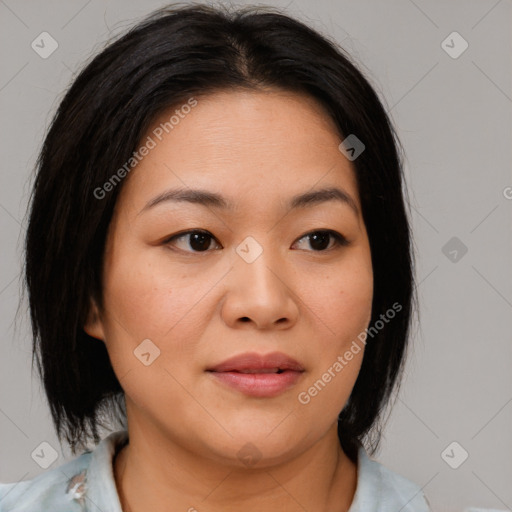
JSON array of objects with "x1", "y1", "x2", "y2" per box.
[
  {"x1": 225, "y1": 368, "x2": 286, "y2": 374},
  {"x1": 206, "y1": 352, "x2": 305, "y2": 398},
  {"x1": 206, "y1": 351, "x2": 304, "y2": 373}
]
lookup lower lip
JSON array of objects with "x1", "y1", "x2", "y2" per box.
[{"x1": 208, "y1": 370, "x2": 303, "y2": 398}]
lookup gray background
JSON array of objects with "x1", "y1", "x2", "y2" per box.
[{"x1": 1, "y1": 1, "x2": 511, "y2": 511}]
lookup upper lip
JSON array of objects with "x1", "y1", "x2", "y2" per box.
[{"x1": 206, "y1": 352, "x2": 304, "y2": 372}]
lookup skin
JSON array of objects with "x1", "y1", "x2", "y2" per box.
[{"x1": 84, "y1": 88, "x2": 373, "y2": 512}]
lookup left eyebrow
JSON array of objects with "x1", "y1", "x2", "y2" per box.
[{"x1": 140, "y1": 186, "x2": 359, "y2": 217}]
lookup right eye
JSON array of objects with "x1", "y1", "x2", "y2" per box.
[{"x1": 163, "y1": 230, "x2": 222, "y2": 253}]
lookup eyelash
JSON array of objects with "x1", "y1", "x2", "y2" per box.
[{"x1": 162, "y1": 229, "x2": 350, "y2": 254}]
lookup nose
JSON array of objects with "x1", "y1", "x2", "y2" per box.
[{"x1": 220, "y1": 245, "x2": 300, "y2": 330}]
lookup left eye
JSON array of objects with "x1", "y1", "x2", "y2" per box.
[{"x1": 292, "y1": 230, "x2": 349, "y2": 252}]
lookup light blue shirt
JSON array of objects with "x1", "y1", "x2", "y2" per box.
[{"x1": 0, "y1": 430, "x2": 431, "y2": 511}]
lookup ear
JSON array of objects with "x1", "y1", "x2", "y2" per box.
[{"x1": 83, "y1": 299, "x2": 106, "y2": 341}]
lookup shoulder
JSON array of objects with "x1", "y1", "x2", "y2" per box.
[
  {"x1": 349, "y1": 447, "x2": 432, "y2": 512},
  {"x1": 0, "y1": 452, "x2": 91, "y2": 512},
  {"x1": 0, "y1": 431, "x2": 128, "y2": 512}
]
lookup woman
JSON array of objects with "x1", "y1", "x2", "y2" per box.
[{"x1": 0, "y1": 3, "x2": 430, "y2": 511}]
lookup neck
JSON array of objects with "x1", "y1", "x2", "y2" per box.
[{"x1": 114, "y1": 422, "x2": 357, "y2": 512}]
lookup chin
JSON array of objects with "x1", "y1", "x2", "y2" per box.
[{"x1": 201, "y1": 426, "x2": 311, "y2": 469}]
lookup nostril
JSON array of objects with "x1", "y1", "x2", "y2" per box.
[{"x1": 240, "y1": 317, "x2": 250, "y2": 322}]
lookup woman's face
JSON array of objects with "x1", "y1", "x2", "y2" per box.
[{"x1": 85, "y1": 89, "x2": 373, "y2": 466}]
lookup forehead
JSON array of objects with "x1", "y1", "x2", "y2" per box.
[
  {"x1": 149, "y1": 88, "x2": 344, "y2": 154},
  {"x1": 117, "y1": 88, "x2": 360, "y2": 216}
]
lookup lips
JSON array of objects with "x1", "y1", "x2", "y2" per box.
[
  {"x1": 206, "y1": 352, "x2": 304, "y2": 373},
  {"x1": 206, "y1": 352, "x2": 304, "y2": 398}
]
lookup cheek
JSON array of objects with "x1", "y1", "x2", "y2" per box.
[
  {"x1": 295, "y1": 270, "x2": 371, "y2": 427},
  {"x1": 102, "y1": 243, "x2": 206, "y2": 341},
  {"x1": 298, "y1": 248, "x2": 372, "y2": 410},
  {"x1": 99, "y1": 245, "x2": 208, "y2": 389},
  {"x1": 99, "y1": 251, "x2": 206, "y2": 417},
  {"x1": 315, "y1": 254, "x2": 373, "y2": 350}
]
